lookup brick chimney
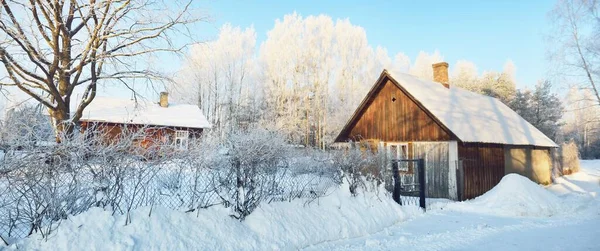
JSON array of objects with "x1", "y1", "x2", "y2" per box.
[
  {"x1": 159, "y1": 92, "x2": 169, "y2": 107},
  {"x1": 432, "y1": 62, "x2": 450, "y2": 88}
]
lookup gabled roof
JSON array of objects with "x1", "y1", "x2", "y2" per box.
[
  {"x1": 75, "y1": 97, "x2": 211, "y2": 129},
  {"x1": 335, "y1": 70, "x2": 558, "y2": 148}
]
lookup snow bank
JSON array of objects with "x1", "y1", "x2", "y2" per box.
[
  {"x1": 443, "y1": 174, "x2": 564, "y2": 217},
  {"x1": 7, "y1": 183, "x2": 422, "y2": 250}
]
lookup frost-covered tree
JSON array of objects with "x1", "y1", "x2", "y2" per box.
[
  {"x1": 479, "y1": 71, "x2": 516, "y2": 104},
  {"x1": 451, "y1": 60, "x2": 516, "y2": 105},
  {"x1": 451, "y1": 60, "x2": 479, "y2": 91},
  {"x1": 259, "y1": 13, "x2": 387, "y2": 148},
  {"x1": 0, "y1": 0, "x2": 203, "y2": 141},
  {"x1": 0, "y1": 104, "x2": 53, "y2": 147},
  {"x1": 561, "y1": 87, "x2": 600, "y2": 157},
  {"x1": 173, "y1": 24, "x2": 258, "y2": 136},
  {"x1": 392, "y1": 52, "x2": 411, "y2": 74},
  {"x1": 509, "y1": 81, "x2": 564, "y2": 140},
  {"x1": 549, "y1": 0, "x2": 600, "y2": 106},
  {"x1": 409, "y1": 51, "x2": 444, "y2": 81}
]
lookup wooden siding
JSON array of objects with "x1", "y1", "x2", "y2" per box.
[
  {"x1": 386, "y1": 142, "x2": 451, "y2": 199},
  {"x1": 458, "y1": 143, "x2": 505, "y2": 200},
  {"x1": 80, "y1": 121, "x2": 203, "y2": 151},
  {"x1": 414, "y1": 142, "x2": 450, "y2": 198},
  {"x1": 346, "y1": 80, "x2": 451, "y2": 142}
]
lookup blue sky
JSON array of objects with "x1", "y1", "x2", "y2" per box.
[
  {"x1": 198, "y1": 0, "x2": 555, "y2": 89},
  {"x1": 0, "y1": 0, "x2": 558, "y2": 110}
]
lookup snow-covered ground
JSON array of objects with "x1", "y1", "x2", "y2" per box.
[
  {"x1": 4, "y1": 183, "x2": 423, "y2": 250},
  {"x1": 5, "y1": 160, "x2": 600, "y2": 250},
  {"x1": 306, "y1": 160, "x2": 600, "y2": 251}
]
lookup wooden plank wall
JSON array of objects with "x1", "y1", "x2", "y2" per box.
[
  {"x1": 458, "y1": 143, "x2": 505, "y2": 200},
  {"x1": 347, "y1": 80, "x2": 451, "y2": 142},
  {"x1": 414, "y1": 142, "x2": 450, "y2": 198},
  {"x1": 393, "y1": 142, "x2": 450, "y2": 199},
  {"x1": 80, "y1": 122, "x2": 203, "y2": 147}
]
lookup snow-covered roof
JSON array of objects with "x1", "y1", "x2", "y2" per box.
[
  {"x1": 336, "y1": 70, "x2": 557, "y2": 147},
  {"x1": 75, "y1": 97, "x2": 211, "y2": 129}
]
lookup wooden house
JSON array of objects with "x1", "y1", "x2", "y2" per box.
[
  {"x1": 334, "y1": 63, "x2": 557, "y2": 200},
  {"x1": 76, "y1": 92, "x2": 211, "y2": 153}
]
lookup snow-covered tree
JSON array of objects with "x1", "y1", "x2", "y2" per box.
[
  {"x1": 409, "y1": 51, "x2": 444, "y2": 81},
  {"x1": 451, "y1": 60, "x2": 516, "y2": 105},
  {"x1": 0, "y1": 1, "x2": 202, "y2": 141},
  {"x1": 259, "y1": 13, "x2": 387, "y2": 148},
  {"x1": 0, "y1": 104, "x2": 53, "y2": 147},
  {"x1": 561, "y1": 87, "x2": 600, "y2": 158},
  {"x1": 509, "y1": 81, "x2": 564, "y2": 140},
  {"x1": 173, "y1": 24, "x2": 258, "y2": 136},
  {"x1": 451, "y1": 60, "x2": 479, "y2": 91},
  {"x1": 549, "y1": 0, "x2": 600, "y2": 106}
]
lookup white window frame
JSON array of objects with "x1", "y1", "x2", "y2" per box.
[
  {"x1": 387, "y1": 143, "x2": 411, "y2": 172},
  {"x1": 175, "y1": 130, "x2": 189, "y2": 150},
  {"x1": 387, "y1": 143, "x2": 409, "y2": 159}
]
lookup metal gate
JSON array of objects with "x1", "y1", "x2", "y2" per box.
[{"x1": 391, "y1": 158, "x2": 426, "y2": 210}]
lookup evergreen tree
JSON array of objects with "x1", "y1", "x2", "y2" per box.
[{"x1": 509, "y1": 81, "x2": 564, "y2": 140}]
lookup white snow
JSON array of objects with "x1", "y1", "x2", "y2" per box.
[
  {"x1": 442, "y1": 174, "x2": 565, "y2": 217},
  {"x1": 6, "y1": 183, "x2": 422, "y2": 250},
  {"x1": 7, "y1": 161, "x2": 600, "y2": 250},
  {"x1": 388, "y1": 71, "x2": 557, "y2": 147},
  {"x1": 307, "y1": 160, "x2": 600, "y2": 250},
  {"x1": 74, "y1": 97, "x2": 211, "y2": 129}
]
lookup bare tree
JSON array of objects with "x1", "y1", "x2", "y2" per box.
[
  {"x1": 549, "y1": 0, "x2": 599, "y2": 105},
  {"x1": 0, "y1": 0, "x2": 205, "y2": 141}
]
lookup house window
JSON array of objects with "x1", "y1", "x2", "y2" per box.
[
  {"x1": 175, "y1": 130, "x2": 189, "y2": 150},
  {"x1": 388, "y1": 143, "x2": 409, "y2": 159},
  {"x1": 388, "y1": 143, "x2": 412, "y2": 173}
]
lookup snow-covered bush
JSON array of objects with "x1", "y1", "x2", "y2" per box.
[
  {"x1": 213, "y1": 128, "x2": 292, "y2": 220},
  {"x1": 0, "y1": 124, "x2": 370, "y2": 244},
  {"x1": 0, "y1": 125, "x2": 176, "y2": 243},
  {"x1": 0, "y1": 104, "x2": 53, "y2": 148},
  {"x1": 330, "y1": 144, "x2": 382, "y2": 196}
]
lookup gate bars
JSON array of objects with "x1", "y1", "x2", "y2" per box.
[{"x1": 391, "y1": 158, "x2": 426, "y2": 210}]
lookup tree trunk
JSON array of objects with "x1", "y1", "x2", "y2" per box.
[{"x1": 50, "y1": 107, "x2": 74, "y2": 143}]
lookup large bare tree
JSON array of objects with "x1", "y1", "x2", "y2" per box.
[
  {"x1": 0, "y1": 0, "x2": 203, "y2": 141},
  {"x1": 549, "y1": 0, "x2": 599, "y2": 105}
]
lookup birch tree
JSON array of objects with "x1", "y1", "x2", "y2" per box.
[
  {"x1": 0, "y1": 0, "x2": 203, "y2": 141},
  {"x1": 173, "y1": 24, "x2": 257, "y2": 136},
  {"x1": 549, "y1": 0, "x2": 599, "y2": 105},
  {"x1": 562, "y1": 87, "x2": 600, "y2": 156},
  {"x1": 260, "y1": 13, "x2": 387, "y2": 148}
]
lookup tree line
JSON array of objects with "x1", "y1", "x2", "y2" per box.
[{"x1": 1, "y1": 0, "x2": 599, "y2": 157}]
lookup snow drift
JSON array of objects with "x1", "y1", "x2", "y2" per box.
[
  {"x1": 6, "y1": 183, "x2": 422, "y2": 250},
  {"x1": 444, "y1": 174, "x2": 564, "y2": 217}
]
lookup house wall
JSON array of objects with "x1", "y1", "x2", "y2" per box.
[
  {"x1": 448, "y1": 141, "x2": 458, "y2": 200},
  {"x1": 413, "y1": 142, "x2": 451, "y2": 199},
  {"x1": 458, "y1": 143, "x2": 505, "y2": 200},
  {"x1": 383, "y1": 141, "x2": 454, "y2": 199},
  {"x1": 80, "y1": 121, "x2": 203, "y2": 153},
  {"x1": 346, "y1": 80, "x2": 451, "y2": 142},
  {"x1": 504, "y1": 147, "x2": 552, "y2": 184}
]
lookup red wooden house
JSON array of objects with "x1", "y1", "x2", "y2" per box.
[
  {"x1": 334, "y1": 63, "x2": 557, "y2": 200},
  {"x1": 77, "y1": 92, "x2": 211, "y2": 153}
]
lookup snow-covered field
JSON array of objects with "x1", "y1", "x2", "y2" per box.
[
  {"x1": 307, "y1": 160, "x2": 600, "y2": 251},
  {"x1": 4, "y1": 183, "x2": 422, "y2": 250},
  {"x1": 4, "y1": 160, "x2": 600, "y2": 250}
]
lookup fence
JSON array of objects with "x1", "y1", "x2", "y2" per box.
[{"x1": 0, "y1": 148, "x2": 341, "y2": 245}]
